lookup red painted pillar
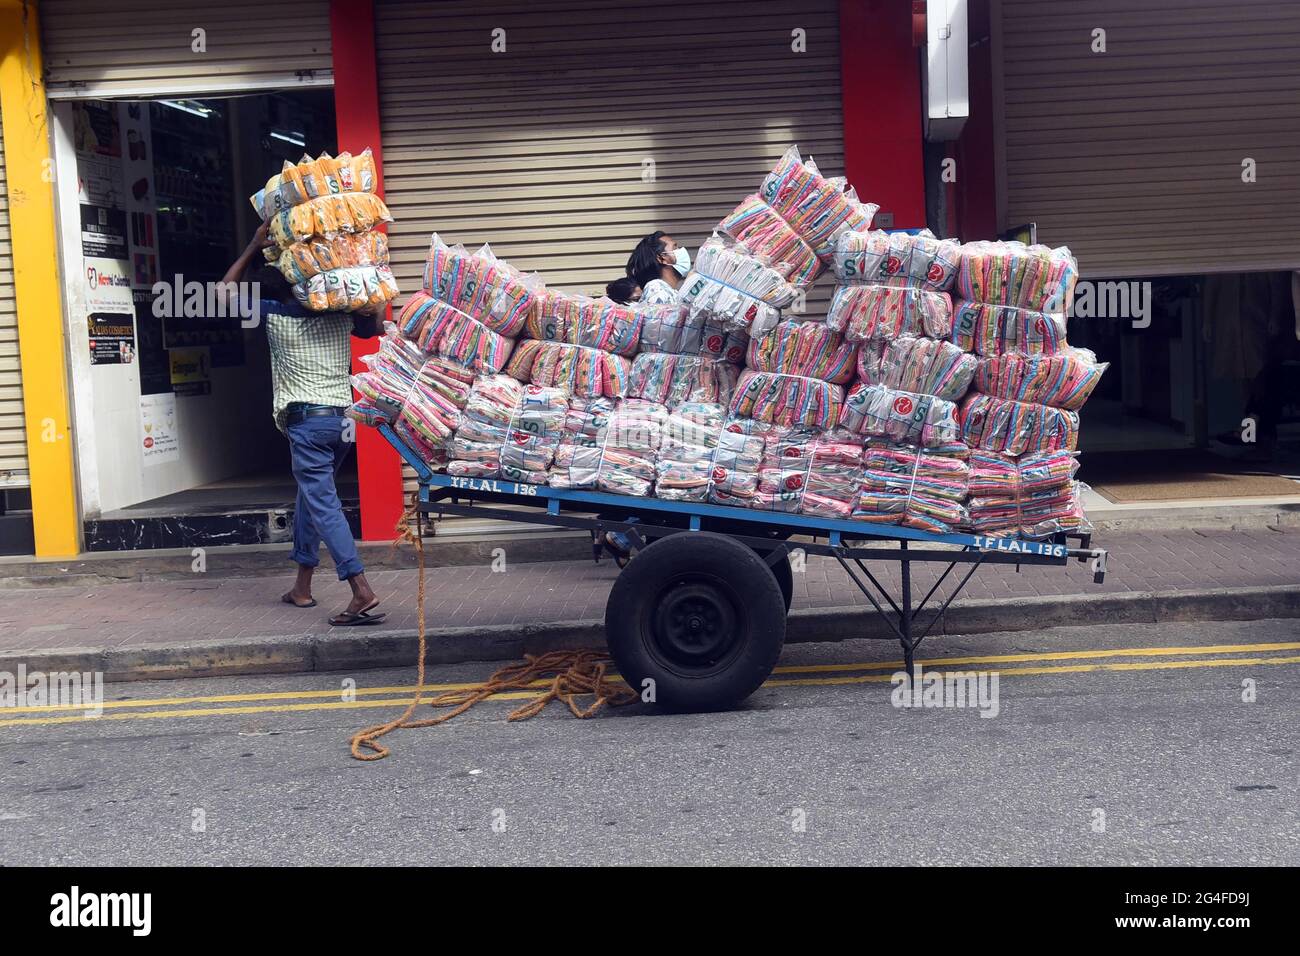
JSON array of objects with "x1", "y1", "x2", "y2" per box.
[
  {"x1": 839, "y1": 0, "x2": 927, "y2": 229},
  {"x1": 330, "y1": 0, "x2": 405, "y2": 541}
]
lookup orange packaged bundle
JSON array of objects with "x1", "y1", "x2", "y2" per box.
[
  {"x1": 266, "y1": 192, "x2": 392, "y2": 246},
  {"x1": 267, "y1": 232, "x2": 390, "y2": 284},
  {"x1": 250, "y1": 148, "x2": 379, "y2": 220}
]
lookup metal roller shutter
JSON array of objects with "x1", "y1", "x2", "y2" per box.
[
  {"x1": 40, "y1": 0, "x2": 333, "y2": 99},
  {"x1": 376, "y1": 0, "x2": 848, "y2": 501},
  {"x1": 0, "y1": 102, "x2": 28, "y2": 489},
  {"x1": 995, "y1": 0, "x2": 1300, "y2": 278}
]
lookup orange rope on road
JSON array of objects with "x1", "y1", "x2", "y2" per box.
[{"x1": 349, "y1": 497, "x2": 635, "y2": 761}]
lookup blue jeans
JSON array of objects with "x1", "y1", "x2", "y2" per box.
[{"x1": 286, "y1": 415, "x2": 363, "y2": 580}]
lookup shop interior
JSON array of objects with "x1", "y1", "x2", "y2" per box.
[
  {"x1": 1071, "y1": 272, "x2": 1300, "y2": 504},
  {"x1": 70, "y1": 89, "x2": 354, "y2": 549}
]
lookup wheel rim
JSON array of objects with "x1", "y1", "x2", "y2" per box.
[{"x1": 647, "y1": 576, "x2": 745, "y2": 676}]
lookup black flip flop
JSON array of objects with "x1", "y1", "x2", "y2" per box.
[
  {"x1": 282, "y1": 593, "x2": 318, "y2": 608},
  {"x1": 329, "y1": 602, "x2": 387, "y2": 627}
]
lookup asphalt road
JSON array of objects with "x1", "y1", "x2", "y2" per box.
[{"x1": 1, "y1": 618, "x2": 1296, "y2": 865}]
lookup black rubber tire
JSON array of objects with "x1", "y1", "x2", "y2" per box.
[{"x1": 605, "y1": 532, "x2": 787, "y2": 711}]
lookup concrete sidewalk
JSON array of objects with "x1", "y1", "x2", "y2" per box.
[{"x1": 1, "y1": 528, "x2": 1298, "y2": 680}]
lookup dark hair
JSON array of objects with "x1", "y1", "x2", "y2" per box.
[
  {"x1": 626, "y1": 230, "x2": 668, "y2": 288},
  {"x1": 253, "y1": 264, "x2": 294, "y2": 304},
  {"x1": 605, "y1": 276, "x2": 640, "y2": 304}
]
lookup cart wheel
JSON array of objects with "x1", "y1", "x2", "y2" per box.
[
  {"x1": 756, "y1": 547, "x2": 794, "y2": 614},
  {"x1": 605, "y1": 532, "x2": 786, "y2": 712}
]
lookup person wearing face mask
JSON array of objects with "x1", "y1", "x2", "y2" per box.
[{"x1": 626, "y1": 231, "x2": 691, "y2": 305}]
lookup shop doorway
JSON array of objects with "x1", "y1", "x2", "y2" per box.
[{"x1": 56, "y1": 88, "x2": 354, "y2": 551}]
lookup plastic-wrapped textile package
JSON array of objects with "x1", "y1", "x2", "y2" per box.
[
  {"x1": 856, "y1": 336, "x2": 977, "y2": 402},
  {"x1": 958, "y1": 393, "x2": 1080, "y2": 456},
  {"x1": 505, "y1": 338, "x2": 631, "y2": 399},
  {"x1": 746, "y1": 319, "x2": 857, "y2": 382},
  {"x1": 950, "y1": 301, "x2": 1069, "y2": 357},
  {"x1": 268, "y1": 232, "x2": 390, "y2": 284},
  {"x1": 827, "y1": 283, "x2": 954, "y2": 341},
  {"x1": 833, "y1": 229, "x2": 961, "y2": 292},
  {"x1": 730, "y1": 370, "x2": 844, "y2": 429},
  {"x1": 524, "y1": 289, "x2": 644, "y2": 357},
  {"x1": 974, "y1": 349, "x2": 1107, "y2": 411},
  {"x1": 955, "y1": 241, "x2": 1078, "y2": 314},
  {"x1": 705, "y1": 417, "x2": 790, "y2": 508},
  {"x1": 397, "y1": 291, "x2": 516, "y2": 374},
  {"x1": 445, "y1": 376, "x2": 570, "y2": 484},
  {"x1": 852, "y1": 442, "x2": 971, "y2": 535},
  {"x1": 250, "y1": 149, "x2": 379, "y2": 221},
  {"x1": 266, "y1": 192, "x2": 393, "y2": 246},
  {"x1": 628, "y1": 353, "x2": 740, "y2": 407},
  {"x1": 549, "y1": 399, "x2": 668, "y2": 496},
  {"x1": 966, "y1": 450, "x2": 1089, "y2": 538},
  {"x1": 717, "y1": 194, "x2": 823, "y2": 286},
  {"x1": 676, "y1": 236, "x2": 801, "y2": 337},
  {"x1": 393, "y1": 416, "x2": 450, "y2": 472},
  {"x1": 293, "y1": 265, "x2": 399, "y2": 313},
  {"x1": 637, "y1": 299, "x2": 748, "y2": 362},
  {"x1": 756, "y1": 146, "x2": 879, "y2": 259},
  {"x1": 348, "y1": 325, "x2": 427, "y2": 418},
  {"x1": 839, "y1": 383, "x2": 961, "y2": 447},
  {"x1": 421, "y1": 234, "x2": 542, "y2": 337},
  {"x1": 653, "y1": 403, "x2": 767, "y2": 503},
  {"x1": 751, "y1": 427, "x2": 865, "y2": 519},
  {"x1": 397, "y1": 357, "x2": 477, "y2": 448}
]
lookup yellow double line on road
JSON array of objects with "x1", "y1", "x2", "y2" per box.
[{"x1": 2, "y1": 641, "x2": 1298, "y2": 728}]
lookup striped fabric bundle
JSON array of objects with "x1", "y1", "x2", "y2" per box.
[
  {"x1": 506, "y1": 338, "x2": 632, "y2": 399},
  {"x1": 678, "y1": 236, "x2": 801, "y2": 336},
  {"x1": 392, "y1": 417, "x2": 449, "y2": 471},
  {"x1": 854, "y1": 440, "x2": 971, "y2": 533},
  {"x1": 951, "y1": 301, "x2": 1069, "y2": 357},
  {"x1": 349, "y1": 326, "x2": 427, "y2": 416},
  {"x1": 397, "y1": 357, "x2": 476, "y2": 447},
  {"x1": 974, "y1": 349, "x2": 1106, "y2": 411},
  {"x1": 857, "y1": 336, "x2": 977, "y2": 402},
  {"x1": 525, "y1": 290, "x2": 643, "y2": 357},
  {"x1": 638, "y1": 301, "x2": 748, "y2": 362},
  {"x1": 731, "y1": 370, "x2": 845, "y2": 429},
  {"x1": 653, "y1": 403, "x2": 766, "y2": 503},
  {"x1": 956, "y1": 241, "x2": 1078, "y2": 313},
  {"x1": 745, "y1": 320, "x2": 857, "y2": 383},
  {"x1": 422, "y1": 234, "x2": 541, "y2": 337},
  {"x1": 967, "y1": 451, "x2": 1088, "y2": 537},
  {"x1": 446, "y1": 376, "x2": 570, "y2": 484},
  {"x1": 758, "y1": 146, "x2": 879, "y2": 259},
  {"x1": 717, "y1": 194, "x2": 822, "y2": 286},
  {"x1": 752, "y1": 427, "x2": 865, "y2": 519},
  {"x1": 549, "y1": 399, "x2": 668, "y2": 497},
  {"x1": 398, "y1": 292, "x2": 516, "y2": 374},
  {"x1": 629, "y1": 353, "x2": 740, "y2": 407},
  {"x1": 828, "y1": 284, "x2": 954, "y2": 342},
  {"x1": 958, "y1": 393, "x2": 1080, "y2": 456},
  {"x1": 833, "y1": 229, "x2": 960, "y2": 292},
  {"x1": 853, "y1": 492, "x2": 968, "y2": 535},
  {"x1": 839, "y1": 383, "x2": 961, "y2": 447}
]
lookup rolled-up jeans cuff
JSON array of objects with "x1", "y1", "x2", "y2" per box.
[
  {"x1": 335, "y1": 556, "x2": 364, "y2": 581},
  {"x1": 291, "y1": 551, "x2": 320, "y2": 569}
]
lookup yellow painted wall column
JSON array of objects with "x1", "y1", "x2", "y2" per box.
[{"x1": 0, "y1": 0, "x2": 80, "y2": 556}]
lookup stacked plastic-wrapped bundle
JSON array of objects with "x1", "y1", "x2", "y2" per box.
[
  {"x1": 346, "y1": 325, "x2": 476, "y2": 468},
  {"x1": 506, "y1": 289, "x2": 640, "y2": 399},
  {"x1": 676, "y1": 236, "x2": 802, "y2": 338},
  {"x1": 731, "y1": 320, "x2": 857, "y2": 429},
  {"x1": 398, "y1": 235, "x2": 542, "y2": 374},
  {"x1": 445, "y1": 376, "x2": 570, "y2": 484},
  {"x1": 630, "y1": 298, "x2": 746, "y2": 407},
  {"x1": 751, "y1": 427, "x2": 865, "y2": 519},
  {"x1": 828, "y1": 229, "x2": 960, "y2": 341},
  {"x1": 550, "y1": 399, "x2": 667, "y2": 496},
  {"x1": 252, "y1": 150, "x2": 399, "y2": 312},
  {"x1": 966, "y1": 450, "x2": 1090, "y2": 539},
  {"x1": 718, "y1": 146, "x2": 878, "y2": 286},
  {"x1": 950, "y1": 241, "x2": 1077, "y2": 357},
  {"x1": 653, "y1": 403, "x2": 767, "y2": 505},
  {"x1": 853, "y1": 443, "x2": 971, "y2": 534}
]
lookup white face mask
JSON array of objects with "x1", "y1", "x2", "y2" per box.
[{"x1": 671, "y1": 247, "x2": 691, "y2": 277}]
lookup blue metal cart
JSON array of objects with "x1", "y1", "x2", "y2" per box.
[{"x1": 381, "y1": 424, "x2": 1108, "y2": 711}]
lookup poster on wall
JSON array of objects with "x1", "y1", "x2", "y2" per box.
[
  {"x1": 73, "y1": 101, "x2": 124, "y2": 208},
  {"x1": 88, "y1": 312, "x2": 136, "y2": 365},
  {"x1": 80, "y1": 204, "x2": 129, "y2": 260},
  {"x1": 139, "y1": 393, "x2": 180, "y2": 465},
  {"x1": 169, "y1": 347, "x2": 211, "y2": 397}
]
